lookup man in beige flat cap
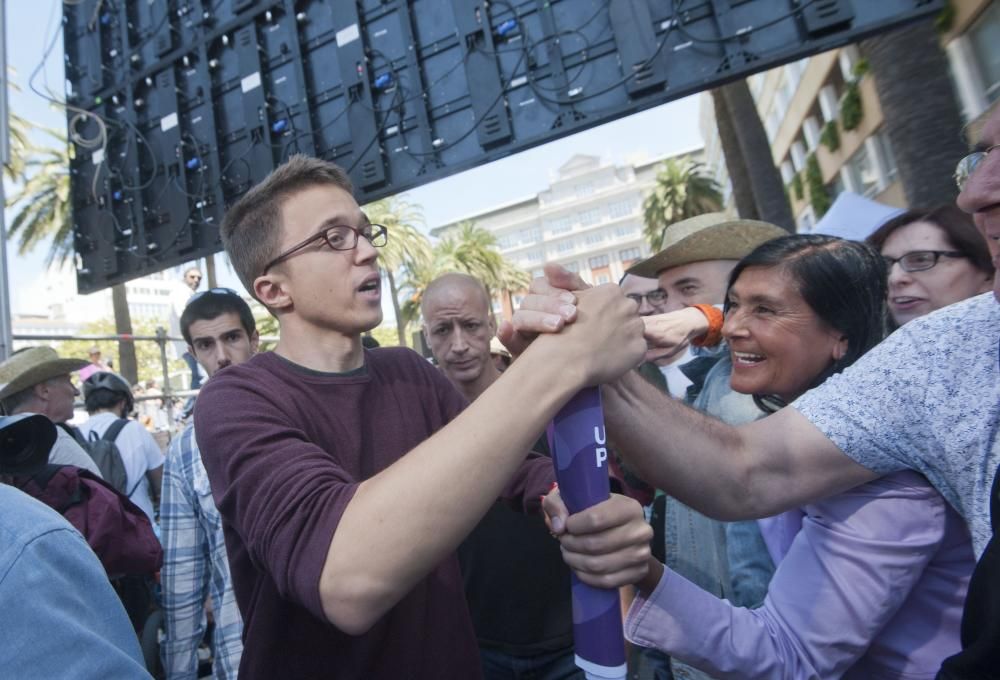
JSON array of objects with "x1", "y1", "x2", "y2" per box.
[{"x1": 0, "y1": 347, "x2": 103, "y2": 477}]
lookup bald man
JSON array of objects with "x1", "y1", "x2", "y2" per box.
[
  {"x1": 421, "y1": 274, "x2": 501, "y2": 402},
  {"x1": 421, "y1": 273, "x2": 581, "y2": 680}
]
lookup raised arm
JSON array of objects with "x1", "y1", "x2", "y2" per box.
[
  {"x1": 197, "y1": 284, "x2": 646, "y2": 636},
  {"x1": 601, "y1": 372, "x2": 874, "y2": 519},
  {"x1": 507, "y1": 266, "x2": 876, "y2": 521}
]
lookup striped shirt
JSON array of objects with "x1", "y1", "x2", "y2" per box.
[{"x1": 160, "y1": 424, "x2": 243, "y2": 679}]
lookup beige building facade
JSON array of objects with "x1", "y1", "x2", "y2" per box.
[
  {"x1": 432, "y1": 147, "x2": 703, "y2": 317},
  {"x1": 701, "y1": 0, "x2": 1000, "y2": 231}
]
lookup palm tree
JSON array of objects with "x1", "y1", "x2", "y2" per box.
[
  {"x1": 400, "y1": 221, "x2": 530, "y2": 326},
  {"x1": 712, "y1": 80, "x2": 795, "y2": 231},
  {"x1": 435, "y1": 221, "x2": 530, "y2": 302},
  {"x1": 709, "y1": 88, "x2": 759, "y2": 220},
  {"x1": 861, "y1": 19, "x2": 967, "y2": 207},
  {"x1": 363, "y1": 195, "x2": 433, "y2": 346},
  {"x1": 5, "y1": 122, "x2": 139, "y2": 382},
  {"x1": 642, "y1": 158, "x2": 724, "y2": 251},
  {"x1": 5, "y1": 112, "x2": 31, "y2": 182}
]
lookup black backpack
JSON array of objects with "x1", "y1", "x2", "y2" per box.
[{"x1": 81, "y1": 419, "x2": 131, "y2": 495}]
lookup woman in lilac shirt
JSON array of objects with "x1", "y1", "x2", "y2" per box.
[{"x1": 627, "y1": 234, "x2": 975, "y2": 679}]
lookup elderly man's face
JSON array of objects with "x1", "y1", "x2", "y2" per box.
[
  {"x1": 956, "y1": 105, "x2": 1000, "y2": 301},
  {"x1": 42, "y1": 375, "x2": 79, "y2": 424}
]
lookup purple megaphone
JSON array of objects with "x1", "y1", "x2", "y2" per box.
[{"x1": 547, "y1": 386, "x2": 627, "y2": 680}]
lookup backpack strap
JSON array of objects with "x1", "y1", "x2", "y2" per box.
[{"x1": 102, "y1": 418, "x2": 129, "y2": 443}]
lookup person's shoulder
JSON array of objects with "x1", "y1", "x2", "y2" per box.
[
  {"x1": 0, "y1": 486, "x2": 77, "y2": 551},
  {"x1": 198, "y1": 352, "x2": 275, "y2": 397},
  {"x1": 367, "y1": 346, "x2": 435, "y2": 375},
  {"x1": 166, "y1": 422, "x2": 197, "y2": 463},
  {"x1": 888, "y1": 293, "x2": 999, "y2": 365},
  {"x1": 903, "y1": 293, "x2": 998, "y2": 338}
]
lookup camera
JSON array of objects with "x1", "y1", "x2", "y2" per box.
[{"x1": 0, "y1": 414, "x2": 56, "y2": 476}]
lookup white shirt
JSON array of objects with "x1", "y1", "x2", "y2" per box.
[
  {"x1": 794, "y1": 293, "x2": 1000, "y2": 557},
  {"x1": 658, "y1": 348, "x2": 695, "y2": 400},
  {"x1": 78, "y1": 413, "x2": 165, "y2": 525}
]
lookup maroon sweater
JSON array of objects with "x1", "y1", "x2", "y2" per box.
[{"x1": 194, "y1": 348, "x2": 553, "y2": 679}]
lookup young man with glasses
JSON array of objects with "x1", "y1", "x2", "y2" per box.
[
  {"x1": 160, "y1": 288, "x2": 258, "y2": 679},
  {"x1": 515, "y1": 106, "x2": 1000, "y2": 677},
  {"x1": 193, "y1": 155, "x2": 649, "y2": 680}
]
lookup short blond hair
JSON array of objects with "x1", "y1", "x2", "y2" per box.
[{"x1": 220, "y1": 155, "x2": 354, "y2": 297}]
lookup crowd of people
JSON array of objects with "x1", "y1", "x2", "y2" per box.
[{"x1": 0, "y1": 100, "x2": 997, "y2": 680}]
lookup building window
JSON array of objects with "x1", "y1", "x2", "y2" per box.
[
  {"x1": 546, "y1": 215, "x2": 573, "y2": 235},
  {"x1": 619, "y1": 247, "x2": 641, "y2": 261},
  {"x1": 521, "y1": 249, "x2": 543, "y2": 264},
  {"x1": 563, "y1": 261, "x2": 580, "y2": 273},
  {"x1": 575, "y1": 182, "x2": 595, "y2": 198},
  {"x1": 588, "y1": 254, "x2": 609, "y2": 269},
  {"x1": 615, "y1": 223, "x2": 638, "y2": 238},
  {"x1": 844, "y1": 144, "x2": 880, "y2": 198},
  {"x1": 969, "y1": 5, "x2": 1000, "y2": 100},
  {"x1": 585, "y1": 230, "x2": 606, "y2": 245},
  {"x1": 579, "y1": 207, "x2": 602, "y2": 226},
  {"x1": 830, "y1": 173, "x2": 846, "y2": 201},
  {"x1": 555, "y1": 239, "x2": 575, "y2": 254},
  {"x1": 595, "y1": 273, "x2": 611, "y2": 285},
  {"x1": 874, "y1": 132, "x2": 898, "y2": 182},
  {"x1": 797, "y1": 206, "x2": 816, "y2": 233},
  {"x1": 519, "y1": 227, "x2": 541, "y2": 244},
  {"x1": 765, "y1": 108, "x2": 781, "y2": 142},
  {"x1": 497, "y1": 234, "x2": 513, "y2": 249},
  {"x1": 608, "y1": 198, "x2": 634, "y2": 218}
]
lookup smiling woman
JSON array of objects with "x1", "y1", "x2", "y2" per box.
[
  {"x1": 623, "y1": 234, "x2": 976, "y2": 679},
  {"x1": 723, "y1": 234, "x2": 887, "y2": 409},
  {"x1": 867, "y1": 205, "x2": 994, "y2": 327}
]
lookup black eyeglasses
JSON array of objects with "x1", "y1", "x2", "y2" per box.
[
  {"x1": 883, "y1": 250, "x2": 967, "y2": 273},
  {"x1": 189, "y1": 287, "x2": 242, "y2": 303},
  {"x1": 262, "y1": 223, "x2": 388, "y2": 275},
  {"x1": 955, "y1": 144, "x2": 1000, "y2": 192},
  {"x1": 624, "y1": 289, "x2": 667, "y2": 306}
]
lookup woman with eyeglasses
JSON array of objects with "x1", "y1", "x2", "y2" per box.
[{"x1": 867, "y1": 204, "x2": 994, "y2": 328}]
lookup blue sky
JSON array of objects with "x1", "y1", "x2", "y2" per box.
[{"x1": 4, "y1": 0, "x2": 705, "y2": 315}]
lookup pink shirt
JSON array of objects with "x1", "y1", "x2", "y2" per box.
[{"x1": 626, "y1": 471, "x2": 974, "y2": 679}]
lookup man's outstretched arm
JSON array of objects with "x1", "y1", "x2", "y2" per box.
[
  {"x1": 505, "y1": 266, "x2": 877, "y2": 521},
  {"x1": 601, "y1": 371, "x2": 876, "y2": 520},
  {"x1": 198, "y1": 284, "x2": 647, "y2": 636}
]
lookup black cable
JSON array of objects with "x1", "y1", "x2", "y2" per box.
[
  {"x1": 345, "y1": 74, "x2": 405, "y2": 174},
  {"x1": 401, "y1": 47, "x2": 528, "y2": 159},
  {"x1": 670, "y1": 0, "x2": 822, "y2": 45}
]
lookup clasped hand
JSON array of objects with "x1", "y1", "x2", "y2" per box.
[{"x1": 498, "y1": 263, "x2": 710, "y2": 365}]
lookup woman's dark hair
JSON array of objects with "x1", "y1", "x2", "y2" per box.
[
  {"x1": 867, "y1": 204, "x2": 995, "y2": 276},
  {"x1": 726, "y1": 234, "x2": 889, "y2": 412}
]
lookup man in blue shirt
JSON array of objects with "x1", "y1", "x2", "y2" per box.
[{"x1": 160, "y1": 288, "x2": 258, "y2": 679}]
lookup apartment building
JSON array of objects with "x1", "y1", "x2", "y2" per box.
[
  {"x1": 701, "y1": 0, "x2": 1000, "y2": 231},
  {"x1": 431, "y1": 147, "x2": 703, "y2": 317}
]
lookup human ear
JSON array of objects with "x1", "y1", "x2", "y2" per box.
[
  {"x1": 832, "y1": 335, "x2": 849, "y2": 361},
  {"x1": 254, "y1": 274, "x2": 292, "y2": 311}
]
